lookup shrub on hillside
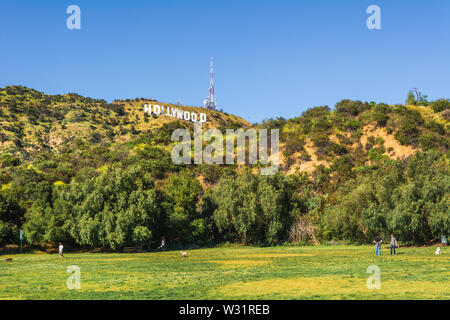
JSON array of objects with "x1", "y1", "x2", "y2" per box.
[
  {"x1": 372, "y1": 103, "x2": 390, "y2": 127},
  {"x1": 311, "y1": 134, "x2": 332, "y2": 157},
  {"x1": 335, "y1": 100, "x2": 370, "y2": 116},
  {"x1": 394, "y1": 126, "x2": 419, "y2": 145},
  {"x1": 301, "y1": 106, "x2": 330, "y2": 118},
  {"x1": 392, "y1": 107, "x2": 424, "y2": 146},
  {"x1": 0, "y1": 154, "x2": 21, "y2": 168},
  {"x1": 431, "y1": 99, "x2": 450, "y2": 113},
  {"x1": 418, "y1": 134, "x2": 438, "y2": 151},
  {"x1": 200, "y1": 164, "x2": 223, "y2": 183},
  {"x1": 344, "y1": 119, "x2": 361, "y2": 131},
  {"x1": 284, "y1": 137, "x2": 306, "y2": 157},
  {"x1": 424, "y1": 121, "x2": 445, "y2": 135}
]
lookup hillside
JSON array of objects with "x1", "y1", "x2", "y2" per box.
[
  {"x1": 269, "y1": 100, "x2": 449, "y2": 175},
  {"x1": 1, "y1": 86, "x2": 448, "y2": 178},
  {"x1": 0, "y1": 86, "x2": 250, "y2": 156},
  {"x1": 0, "y1": 86, "x2": 448, "y2": 249}
]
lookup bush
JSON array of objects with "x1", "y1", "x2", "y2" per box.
[
  {"x1": 372, "y1": 104, "x2": 390, "y2": 127},
  {"x1": 395, "y1": 128, "x2": 418, "y2": 145},
  {"x1": 418, "y1": 134, "x2": 437, "y2": 151},
  {"x1": 368, "y1": 147, "x2": 386, "y2": 161},
  {"x1": 335, "y1": 100, "x2": 370, "y2": 116},
  {"x1": 302, "y1": 106, "x2": 330, "y2": 118},
  {"x1": 200, "y1": 164, "x2": 223, "y2": 183},
  {"x1": 311, "y1": 134, "x2": 332, "y2": 156},
  {"x1": 393, "y1": 111, "x2": 423, "y2": 145},
  {"x1": 431, "y1": 99, "x2": 450, "y2": 113},
  {"x1": 0, "y1": 155, "x2": 21, "y2": 168},
  {"x1": 344, "y1": 119, "x2": 361, "y2": 131},
  {"x1": 330, "y1": 143, "x2": 348, "y2": 156},
  {"x1": 284, "y1": 137, "x2": 305, "y2": 157},
  {"x1": 424, "y1": 121, "x2": 445, "y2": 135}
]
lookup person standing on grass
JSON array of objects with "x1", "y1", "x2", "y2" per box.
[
  {"x1": 58, "y1": 242, "x2": 65, "y2": 259},
  {"x1": 373, "y1": 235, "x2": 382, "y2": 256},
  {"x1": 158, "y1": 237, "x2": 166, "y2": 251},
  {"x1": 390, "y1": 234, "x2": 398, "y2": 255}
]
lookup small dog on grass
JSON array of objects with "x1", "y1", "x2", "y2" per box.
[
  {"x1": 180, "y1": 251, "x2": 190, "y2": 257},
  {"x1": 435, "y1": 246, "x2": 441, "y2": 255},
  {"x1": 1, "y1": 258, "x2": 13, "y2": 262}
]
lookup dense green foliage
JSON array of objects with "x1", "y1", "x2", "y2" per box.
[
  {"x1": 205, "y1": 170, "x2": 301, "y2": 244},
  {"x1": 406, "y1": 89, "x2": 431, "y2": 106},
  {"x1": 24, "y1": 165, "x2": 162, "y2": 249},
  {"x1": 0, "y1": 86, "x2": 449, "y2": 249},
  {"x1": 432, "y1": 99, "x2": 450, "y2": 113},
  {"x1": 322, "y1": 151, "x2": 449, "y2": 243}
]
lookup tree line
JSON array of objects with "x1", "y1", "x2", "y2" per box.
[{"x1": 0, "y1": 149, "x2": 447, "y2": 250}]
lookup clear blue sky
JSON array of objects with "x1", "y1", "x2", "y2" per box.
[{"x1": 1, "y1": 0, "x2": 449, "y2": 123}]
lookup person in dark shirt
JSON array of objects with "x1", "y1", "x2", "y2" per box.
[{"x1": 373, "y1": 235, "x2": 382, "y2": 256}]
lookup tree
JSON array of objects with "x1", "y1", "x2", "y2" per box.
[
  {"x1": 0, "y1": 192, "x2": 24, "y2": 245},
  {"x1": 163, "y1": 169, "x2": 203, "y2": 243},
  {"x1": 406, "y1": 91, "x2": 416, "y2": 105},
  {"x1": 210, "y1": 170, "x2": 296, "y2": 244}
]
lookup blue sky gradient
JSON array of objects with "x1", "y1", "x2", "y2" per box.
[{"x1": 1, "y1": 0, "x2": 449, "y2": 122}]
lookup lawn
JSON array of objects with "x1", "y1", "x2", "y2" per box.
[{"x1": 0, "y1": 245, "x2": 448, "y2": 300}]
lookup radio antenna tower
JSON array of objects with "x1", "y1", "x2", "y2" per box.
[{"x1": 203, "y1": 57, "x2": 217, "y2": 110}]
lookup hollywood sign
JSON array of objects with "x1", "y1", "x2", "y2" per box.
[{"x1": 143, "y1": 104, "x2": 207, "y2": 122}]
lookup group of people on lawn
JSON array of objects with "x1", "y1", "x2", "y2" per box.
[
  {"x1": 373, "y1": 234, "x2": 398, "y2": 256},
  {"x1": 56, "y1": 235, "x2": 442, "y2": 257}
]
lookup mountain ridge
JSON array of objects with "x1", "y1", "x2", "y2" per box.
[{"x1": 1, "y1": 86, "x2": 449, "y2": 177}]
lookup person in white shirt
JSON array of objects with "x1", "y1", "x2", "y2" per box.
[
  {"x1": 158, "y1": 237, "x2": 166, "y2": 251},
  {"x1": 58, "y1": 243, "x2": 65, "y2": 259}
]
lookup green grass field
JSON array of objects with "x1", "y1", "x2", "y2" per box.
[{"x1": 0, "y1": 245, "x2": 448, "y2": 300}]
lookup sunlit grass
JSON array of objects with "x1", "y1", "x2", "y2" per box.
[{"x1": 0, "y1": 245, "x2": 448, "y2": 300}]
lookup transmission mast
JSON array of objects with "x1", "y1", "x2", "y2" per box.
[{"x1": 203, "y1": 57, "x2": 217, "y2": 110}]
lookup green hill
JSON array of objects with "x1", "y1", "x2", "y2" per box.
[
  {"x1": 265, "y1": 99, "x2": 449, "y2": 175},
  {"x1": 0, "y1": 86, "x2": 448, "y2": 250},
  {"x1": 0, "y1": 86, "x2": 249, "y2": 156}
]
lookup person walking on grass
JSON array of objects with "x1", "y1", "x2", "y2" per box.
[
  {"x1": 58, "y1": 242, "x2": 65, "y2": 259},
  {"x1": 373, "y1": 235, "x2": 382, "y2": 256},
  {"x1": 390, "y1": 234, "x2": 398, "y2": 255},
  {"x1": 158, "y1": 237, "x2": 166, "y2": 251}
]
